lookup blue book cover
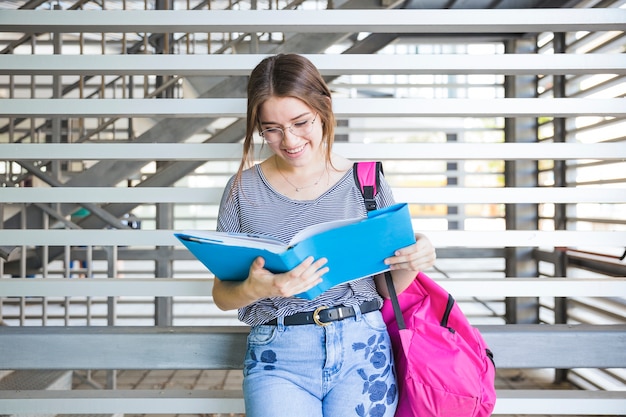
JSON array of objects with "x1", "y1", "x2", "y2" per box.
[{"x1": 175, "y1": 203, "x2": 415, "y2": 300}]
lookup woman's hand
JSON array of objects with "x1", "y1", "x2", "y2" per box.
[
  {"x1": 247, "y1": 256, "x2": 328, "y2": 299},
  {"x1": 212, "y1": 256, "x2": 328, "y2": 311},
  {"x1": 376, "y1": 233, "x2": 436, "y2": 297},
  {"x1": 384, "y1": 232, "x2": 436, "y2": 273}
]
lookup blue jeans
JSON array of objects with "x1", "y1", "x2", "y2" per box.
[{"x1": 243, "y1": 309, "x2": 398, "y2": 417}]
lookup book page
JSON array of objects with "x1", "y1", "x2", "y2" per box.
[
  {"x1": 178, "y1": 230, "x2": 288, "y2": 253},
  {"x1": 288, "y1": 217, "x2": 363, "y2": 246}
]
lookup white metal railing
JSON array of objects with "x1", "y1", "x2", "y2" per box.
[{"x1": 1, "y1": 4, "x2": 624, "y2": 415}]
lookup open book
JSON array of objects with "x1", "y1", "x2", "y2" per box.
[{"x1": 175, "y1": 203, "x2": 415, "y2": 300}]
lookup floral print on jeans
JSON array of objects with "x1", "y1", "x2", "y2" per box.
[{"x1": 353, "y1": 334, "x2": 397, "y2": 417}]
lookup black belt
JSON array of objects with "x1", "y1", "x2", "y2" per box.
[{"x1": 264, "y1": 300, "x2": 380, "y2": 327}]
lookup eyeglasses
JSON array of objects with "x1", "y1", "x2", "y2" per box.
[{"x1": 259, "y1": 114, "x2": 318, "y2": 143}]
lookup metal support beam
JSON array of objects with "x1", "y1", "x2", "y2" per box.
[
  {"x1": 155, "y1": 201, "x2": 174, "y2": 326},
  {"x1": 552, "y1": 31, "x2": 570, "y2": 384},
  {"x1": 504, "y1": 37, "x2": 540, "y2": 325}
]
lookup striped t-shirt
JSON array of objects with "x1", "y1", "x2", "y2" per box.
[{"x1": 216, "y1": 163, "x2": 396, "y2": 326}]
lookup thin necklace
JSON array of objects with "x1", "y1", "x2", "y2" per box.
[{"x1": 275, "y1": 158, "x2": 327, "y2": 192}]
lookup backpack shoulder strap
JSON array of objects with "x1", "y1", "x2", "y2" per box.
[
  {"x1": 354, "y1": 162, "x2": 405, "y2": 327},
  {"x1": 353, "y1": 161, "x2": 383, "y2": 212}
]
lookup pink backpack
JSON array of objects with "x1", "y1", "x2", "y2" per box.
[{"x1": 354, "y1": 161, "x2": 497, "y2": 417}]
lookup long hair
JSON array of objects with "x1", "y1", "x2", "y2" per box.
[{"x1": 234, "y1": 54, "x2": 335, "y2": 186}]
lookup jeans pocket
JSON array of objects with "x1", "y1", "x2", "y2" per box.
[
  {"x1": 361, "y1": 310, "x2": 388, "y2": 332},
  {"x1": 244, "y1": 325, "x2": 280, "y2": 377},
  {"x1": 247, "y1": 325, "x2": 278, "y2": 347}
]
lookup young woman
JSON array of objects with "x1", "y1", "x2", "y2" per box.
[{"x1": 213, "y1": 54, "x2": 436, "y2": 417}]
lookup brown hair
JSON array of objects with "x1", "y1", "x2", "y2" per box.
[{"x1": 234, "y1": 54, "x2": 335, "y2": 186}]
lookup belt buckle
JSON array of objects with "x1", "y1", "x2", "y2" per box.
[{"x1": 313, "y1": 305, "x2": 330, "y2": 326}]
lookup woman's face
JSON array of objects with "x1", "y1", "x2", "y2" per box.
[{"x1": 258, "y1": 96, "x2": 324, "y2": 168}]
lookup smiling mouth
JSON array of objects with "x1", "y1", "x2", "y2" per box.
[{"x1": 284, "y1": 144, "x2": 306, "y2": 154}]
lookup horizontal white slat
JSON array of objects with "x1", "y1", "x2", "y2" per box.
[
  {"x1": 0, "y1": 230, "x2": 622, "y2": 247},
  {"x1": 1, "y1": 143, "x2": 250, "y2": 160},
  {"x1": 1, "y1": 187, "x2": 624, "y2": 204},
  {"x1": 2, "y1": 324, "x2": 624, "y2": 369},
  {"x1": 494, "y1": 390, "x2": 626, "y2": 415},
  {"x1": 3, "y1": 143, "x2": 625, "y2": 161},
  {"x1": 1, "y1": 278, "x2": 623, "y2": 298},
  {"x1": 0, "y1": 98, "x2": 623, "y2": 118},
  {"x1": 392, "y1": 187, "x2": 626, "y2": 204},
  {"x1": 0, "y1": 9, "x2": 622, "y2": 33},
  {"x1": 0, "y1": 187, "x2": 223, "y2": 203},
  {"x1": 0, "y1": 390, "x2": 246, "y2": 415},
  {"x1": 0, "y1": 389, "x2": 624, "y2": 415},
  {"x1": 1, "y1": 54, "x2": 624, "y2": 76},
  {"x1": 436, "y1": 278, "x2": 626, "y2": 298}
]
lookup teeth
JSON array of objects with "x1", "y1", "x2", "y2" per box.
[{"x1": 286, "y1": 144, "x2": 305, "y2": 154}]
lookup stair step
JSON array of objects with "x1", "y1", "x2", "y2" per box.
[{"x1": 0, "y1": 370, "x2": 72, "y2": 417}]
